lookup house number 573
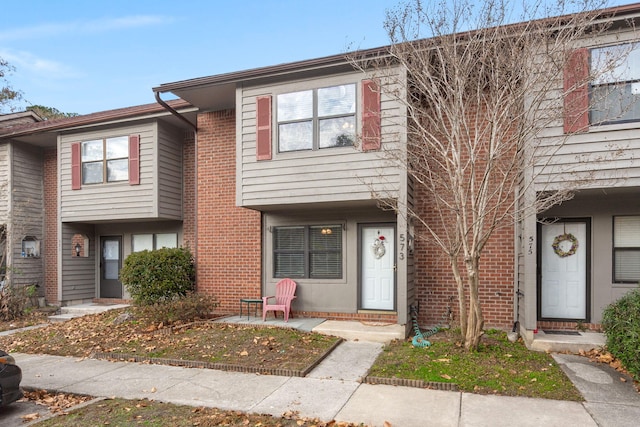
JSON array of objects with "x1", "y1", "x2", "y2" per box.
[{"x1": 399, "y1": 234, "x2": 405, "y2": 260}]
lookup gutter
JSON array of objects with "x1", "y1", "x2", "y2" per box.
[{"x1": 154, "y1": 91, "x2": 197, "y2": 132}]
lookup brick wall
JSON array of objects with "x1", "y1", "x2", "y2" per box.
[
  {"x1": 411, "y1": 103, "x2": 516, "y2": 330},
  {"x1": 43, "y1": 148, "x2": 58, "y2": 304},
  {"x1": 412, "y1": 202, "x2": 515, "y2": 330},
  {"x1": 196, "y1": 110, "x2": 262, "y2": 314}
]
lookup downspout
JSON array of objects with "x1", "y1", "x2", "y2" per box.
[
  {"x1": 154, "y1": 91, "x2": 197, "y2": 131},
  {"x1": 153, "y1": 91, "x2": 199, "y2": 286}
]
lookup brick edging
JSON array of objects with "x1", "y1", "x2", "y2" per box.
[
  {"x1": 90, "y1": 335, "x2": 343, "y2": 378},
  {"x1": 363, "y1": 375, "x2": 459, "y2": 391}
]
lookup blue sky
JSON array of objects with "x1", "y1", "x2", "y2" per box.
[
  {"x1": 0, "y1": 0, "x2": 632, "y2": 116},
  {"x1": 0, "y1": 0, "x2": 393, "y2": 115}
]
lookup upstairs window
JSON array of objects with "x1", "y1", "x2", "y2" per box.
[
  {"x1": 273, "y1": 225, "x2": 342, "y2": 279},
  {"x1": 81, "y1": 136, "x2": 129, "y2": 184},
  {"x1": 277, "y1": 84, "x2": 356, "y2": 152},
  {"x1": 591, "y1": 43, "x2": 640, "y2": 125},
  {"x1": 613, "y1": 215, "x2": 640, "y2": 283}
]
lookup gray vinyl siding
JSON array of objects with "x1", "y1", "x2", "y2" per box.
[
  {"x1": 10, "y1": 144, "x2": 44, "y2": 287},
  {"x1": 60, "y1": 122, "x2": 183, "y2": 222},
  {"x1": 157, "y1": 122, "x2": 183, "y2": 219},
  {"x1": 237, "y1": 69, "x2": 406, "y2": 208},
  {"x1": 60, "y1": 223, "x2": 96, "y2": 301}
]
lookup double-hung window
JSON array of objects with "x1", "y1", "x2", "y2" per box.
[
  {"x1": 273, "y1": 225, "x2": 342, "y2": 279},
  {"x1": 81, "y1": 136, "x2": 129, "y2": 184},
  {"x1": 590, "y1": 43, "x2": 640, "y2": 125},
  {"x1": 613, "y1": 216, "x2": 640, "y2": 283},
  {"x1": 277, "y1": 84, "x2": 356, "y2": 152}
]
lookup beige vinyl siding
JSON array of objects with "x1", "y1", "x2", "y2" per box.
[
  {"x1": 237, "y1": 69, "x2": 405, "y2": 208},
  {"x1": 0, "y1": 144, "x2": 8, "y2": 223},
  {"x1": 60, "y1": 122, "x2": 182, "y2": 222},
  {"x1": 532, "y1": 31, "x2": 640, "y2": 192},
  {"x1": 534, "y1": 125, "x2": 640, "y2": 191},
  {"x1": 10, "y1": 144, "x2": 44, "y2": 287},
  {"x1": 60, "y1": 223, "x2": 96, "y2": 301},
  {"x1": 157, "y1": 122, "x2": 183, "y2": 219}
]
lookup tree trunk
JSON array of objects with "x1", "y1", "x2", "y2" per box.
[
  {"x1": 464, "y1": 255, "x2": 485, "y2": 351},
  {"x1": 451, "y1": 255, "x2": 467, "y2": 336}
]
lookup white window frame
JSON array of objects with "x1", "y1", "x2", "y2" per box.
[
  {"x1": 613, "y1": 215, "x2": 640, "y2": 283},
  {"x1": 590, "y1": 43, "x2": 640, "y2": 125},
  {"x1": 276, "y1": 83, "x2": 356, "y2": 153}
]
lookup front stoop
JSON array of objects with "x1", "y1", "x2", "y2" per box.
[
  {"x1": 48, "y1": 303, "x2": 129, "y2": 322},
  {"x1": 526, "y1": 330, "x2": 606, "y2": 353},
  {"x1": 312, "y1": 320, "x2": 406, "y2": 343}
]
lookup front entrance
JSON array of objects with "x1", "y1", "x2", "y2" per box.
[
  {"x1": 360, "y1": 224, "x2": 395, "y2": 310},
  {"x1": 100, "y1": 236, "x2": 122, "y2": 298},
  {"x1": 539, "y1": 219, "x2": 590, "y2": 320}
]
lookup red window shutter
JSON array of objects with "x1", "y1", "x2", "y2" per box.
[
  {"x1": 563, "y1": 48, "x2": 590, "y2": 134},
  {"x1": 362, "y1": 79, "x2": 381, "y2": 151},
  {"x1": 71, "y1": 142, "x2": 81, "y2": 190},
  {"x1": 256, "y1": 95, "x2": 272, "y2": 160},
  {"x1": 129, "y1": 134, "x2": 140, "y2": 185}
]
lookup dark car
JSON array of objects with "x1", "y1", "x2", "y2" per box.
[{"x1": 0, "y1": 350, "x2": 22, "y2": 406}]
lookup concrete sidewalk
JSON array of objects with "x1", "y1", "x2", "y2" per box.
[{"x1": 14, "y1": 336, "x2": 640, "y2": 427}]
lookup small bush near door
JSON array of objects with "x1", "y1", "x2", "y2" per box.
[
  {"x1": 602, "y1": 288, "x2": 640, "y2": 380},
  {"x1": 120, "y1": 247, "x2": 195, "y2": 305}
]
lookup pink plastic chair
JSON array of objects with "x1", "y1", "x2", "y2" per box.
[{"x1": 262, "y1": 278, "x2": 297, "y2": 322}]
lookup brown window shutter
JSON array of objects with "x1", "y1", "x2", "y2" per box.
[
  {"x1": 563, "y1": 48, "x2": 590, "y2": 133},
  {"x1": 71, "y1": 142, "x2": 81, "y2": 190},
  {"x1": 362, "y1": 79, "x2": 381, "y2": 151},
  {"x1": 256, "y1": 95, "x2": 272, "y2": 160},
  {"x1": 129, "y1": 134, "x2": 140, "y2": 185}
]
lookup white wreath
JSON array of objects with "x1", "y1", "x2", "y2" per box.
[{"x1": 372, "y1": 238, "x2": 386, "y2": 259}]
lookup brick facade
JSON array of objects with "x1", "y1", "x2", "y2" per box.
[
  {"x1": 195, "y1": 110, "x2": 262, "y2": 314},
  {"x1": 43, "y1": 148, "x2": 58, "y2": 304}
]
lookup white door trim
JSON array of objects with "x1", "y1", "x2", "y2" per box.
[
  {"x1": 538, "y1": 219, "x2": 590, "y2": 321},
  {"x1": 359, "y1": 224, "x2": 396, "y2": 311}
]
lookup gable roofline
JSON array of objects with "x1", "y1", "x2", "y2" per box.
[{"x1": 0, "y1": 99, "x2": 195, "y2": 139}]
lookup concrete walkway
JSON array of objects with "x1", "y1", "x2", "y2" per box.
[{"x1": 12, "y1": 327, "x2": 640, "y2": 426}]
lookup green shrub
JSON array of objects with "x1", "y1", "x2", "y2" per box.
[
  {"x1": 133, "y1": 292, "x2": 218, "y2": 326},
  {"x1": 120, "y1": 247, "x2": 195, "y2": 305},
  {"x1": 602, "y1": 288, "x2": 640, "y2": 380}
]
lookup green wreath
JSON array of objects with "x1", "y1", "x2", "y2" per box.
[{"x1": 552, "y1": 233, "x2": 578, "y2": 258}]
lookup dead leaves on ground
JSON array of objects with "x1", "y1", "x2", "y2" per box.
[
  {"x1": 20, "y1": 389, "x2": 94, "y2": 421},
  {"x1": 0, "y1": 309, "x2": 337, "y2": 371}
]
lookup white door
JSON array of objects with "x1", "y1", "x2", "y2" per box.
[
  {"x1": 361, "y1": 225, "x2": 395, "y2": 310},
  {"x1": 540, "y1": 221, "x2": 587, "y2": 319}
]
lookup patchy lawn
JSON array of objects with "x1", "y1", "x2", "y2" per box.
[
  {"x1": 0, "y1": 308, "x2": 340, "y2": 374},
  {"x1": 32, "y1": 397, "x2": 361, "y2": 427},
  {"x1": 367, "y1": 329, "x2": 583, "y2": 401}
]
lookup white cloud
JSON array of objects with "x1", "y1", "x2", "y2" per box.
[
  {"x1": 0, "y1": 49, "x2": 81, "y2": 80},
  {"x1": 0, "y1": 15, "x2": 172, "y2": 42}
]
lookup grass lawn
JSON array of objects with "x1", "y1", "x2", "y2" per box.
[
  {"x1": 0, "y1": 308, "x2": 587, "y2": 425},
  {"x1": 367, "y1": 328, "x2": 583, "y2": 401}
]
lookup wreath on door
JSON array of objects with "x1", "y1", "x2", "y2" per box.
[
  {"x1": 372, "y1": 236, "x2": 386, "y2": 259},
  {"x1": 552, "y1": 233, "x2": 578, "y2": 258}
]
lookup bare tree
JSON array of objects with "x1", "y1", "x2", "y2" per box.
[
  {"x1": 360, "y1": 0, "x2": 631, "y2": 350},
  {"x1": 0, "y1": 57, "x2": 22, "y2": 113}
]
